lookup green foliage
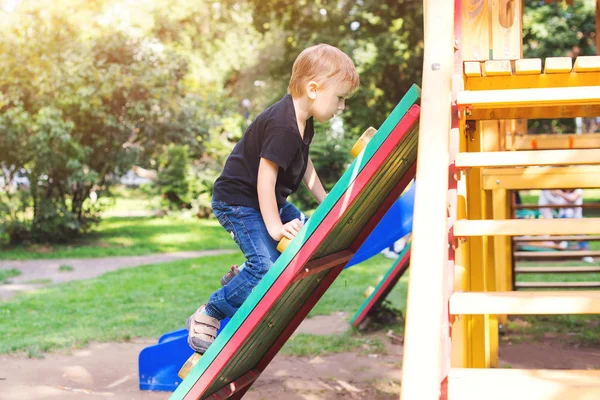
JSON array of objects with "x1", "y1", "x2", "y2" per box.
[
  {"x1": 243, "y1": 0, "x2": 424, "y2": 141},
  {"x1": 0, "y1": 1, "x2": 255, "y2": 243},
  {"x1": 156, "y1": 145, "x2": 192, "y2": 210}
]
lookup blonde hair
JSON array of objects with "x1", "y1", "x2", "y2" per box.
[{"x1": 288, "y1": 44, "x2": 360, "y2": 97}]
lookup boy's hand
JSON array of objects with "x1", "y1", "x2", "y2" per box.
[{"x1": 270, "y1": 218, "x2": 303, "y2": 242}]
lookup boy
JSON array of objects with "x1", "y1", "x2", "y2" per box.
[{"x1": 187, "y1": 43, "x2": 360, "y2": 354}]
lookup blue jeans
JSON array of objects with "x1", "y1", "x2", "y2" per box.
[{"x1": 205, "y1": 200, "x2": 307, "y2": 320}]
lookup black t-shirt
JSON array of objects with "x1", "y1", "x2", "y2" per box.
[{"x1": 212, "y1": 94, "x2": 314, "y2": 210}]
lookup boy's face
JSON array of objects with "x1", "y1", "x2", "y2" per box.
[{"x1": 308, "y1": 79, "x2": 353, "y2": 123}]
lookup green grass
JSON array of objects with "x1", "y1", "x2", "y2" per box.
[
  {"x1": 0, "y1": 269, "x2": 21, "y2": 284},
  {"x1": 0, "y1": 216, "x2": 235, "y2": 260},
  {"x1": 281, "y1": 331, "x2": 385, "y2": 357},
  {"x1": 104, "y1": 187, "x2": 152, "y2": 214},
  {"x1": 505, "y1": 314, "x2": 600, "y2": 346},
  {"x1": 59, "y1": 265, "x2": 74, "y2": 272},
  {"x1": 0, "y1": 253, "x2": 406, "y2": 357}
]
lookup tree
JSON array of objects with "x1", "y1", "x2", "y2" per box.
[{"x1": 0, "y1": 6, "x2": 192, "y2": 242}]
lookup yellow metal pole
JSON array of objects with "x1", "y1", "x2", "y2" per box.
[{"x1": 492, "y1": 189, "x2": 512, "y2": 329}]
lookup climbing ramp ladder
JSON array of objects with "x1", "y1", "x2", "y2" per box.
[
  {"x1": 170, "y1": 84, "x2": 421, "y2": 400},
  {"x1": 401, "y1": 2, "x2": 600, "y2": 400}
]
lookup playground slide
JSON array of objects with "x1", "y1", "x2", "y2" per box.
[
  {"x1": 140, "y1": 85, "x2": 420, "y2": 397},
  {"x1": 350, "y1": 243, "x2": 411, "y2": 329}
]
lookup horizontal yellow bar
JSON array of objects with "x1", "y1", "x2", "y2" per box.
[
  {"x1": 456, "y1": 149, "x2": 600, "y2": 169},
  {"x1": 458, "y1": 86, "x2": 600, "y2": 109},
  {"x1": 454, "y1": 218, "x2": 600, "y2": 237},
  {"x1": 468, "y1": 104, "x2": 600, "y2": 120},
  {"x1": 465, "y1": 72, "x2": 600, "y2": 90},
  {"x1": 515, "y1": 266, "x2": 600, "y2": 273},
  {"x1": 449, "y1": 291, "x2": 600, "y2": 315},
  {"x1": 482, "y1": 166, "x2": 600, "y2": 190},
  {"x1": 512, "y1": 133, "x2": 600, "y2": 150},
  {"x1": 515, "y1": 281, "x2": 600, "y2": 288},
  {"x1": 449, "y1": 369, "x2": 600, "y2": 400}
]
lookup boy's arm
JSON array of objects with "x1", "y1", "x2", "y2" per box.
[
  {"x1": 302, "y1": 157, "x2": 327, "y2": 204},
  {"x1": 258, "y1": 158, "x2": 303, "y2": 241}
]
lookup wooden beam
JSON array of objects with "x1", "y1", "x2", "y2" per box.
[
  {"x1": 544, "y1": 57, "x2": 572, "y2": 73},
  {"x1": 515, "y1": 58, "x2": 541, "y2": 75},
  {"x1": 573, "y1": 56, "x2": 600, "y2": 72},
  {"x1": 513, "y1": 234, "x2": 600, "y2": 242},
  {"x1": 465, "y1": 70, "x2": 600, "y2": 90},
  {"x1": 464, "y1": 61, "x2": 482, "y2": 77},
  {"x1": 492, "y1": 0, "x2": 522, "y2": 60},
  {"x1": 454, "y1": 218, "x2": 600, "y2": 237},
  {"x1": 450, "y1": 291, "x2": 600, "y2": 315},
  {"x1": 514, "y1": 204, "x2": 600, "y2": 210},
  {"x1": 458, "y1": 85, "x2": 600, "y2": 110},
  {"x1": 481, "y1": 165, "x2": 600, "y2": 190},
  {"x1": 449, "y1": 369, "x2": 600, "y2": 400},
  {"x1": 484, "y1": 60, "x2": 512, "y2": 76},
  {"x1": 511, "y1": 133, "x2": 600, "y2": 150},
  {"x1": 401, "y1": 0, "x2": 453, "y2": 399},
  {"x1": 461, "y1": 0, "x2": 491, "y2": 61},
  {"x1": 515, "y1": 281, "x2": 600, "y2": 289},
  {"x1": 466, "y1": 104, "x2": 600, "y2": 120},
  {"x1": 456, "y1": 149, "x2": 600, "y2": 169},
  {"x1": 515, "y1": 250, "x2": 600, "y2": 258},
  {"x1": 515, "y1": 266, "x2": 600, "y2": 274},
  {"x1": 292, "y1": 250, "x2": 354, "y2": 282}
]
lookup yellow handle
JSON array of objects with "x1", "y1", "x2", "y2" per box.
[
  {"x1": 277, "y1": 237, "x2": 291, "y2": 253},
  {"x1": 350, "y1": 126, "x2": 377, "y2": 158}
]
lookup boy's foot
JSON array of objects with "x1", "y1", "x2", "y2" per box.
[
  {"x1": 186, "y1": 306, "x2": 220, "y2": 354},
  {"x1": 220, "y1": 264, "x2": 240, "y2": 286}
]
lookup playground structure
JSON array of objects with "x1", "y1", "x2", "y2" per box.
[
  {"x1": 142, "y1": 1, "x2": 600, "y2": 398},
  {"x1": 401, "y1": 1, "x2": 600, "y2": 399}
]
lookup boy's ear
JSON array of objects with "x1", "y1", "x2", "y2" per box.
[{"x1": 306, "y1": 81, "x2": 318, "y2": 100}]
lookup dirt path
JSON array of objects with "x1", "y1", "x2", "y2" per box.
[
  {"x1": 2, "y1": 328, "x2": 599, "y2": 400},
  {"x1": 0, "y1": 250, "x2": 235, "y2": 300}
]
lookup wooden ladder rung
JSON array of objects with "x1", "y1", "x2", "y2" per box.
[
  {"x1": 512, "y1": 133, "x2": 600, "y2": 150},
  {"x1": 514, "y1": 250, "x2": 600, "y2": 259},
  {"x1": 514, "y1": 235, "x2": 600, "y2": 242},
  {"x1": 449, "y1": 368, "x2": 600, "y2": 400},
  {"x1": 456, "y1": 149, "x2": 600, "y2": 169},
  {"x1": 449, "y1": 291, "x2": 600, "y2": 315},
  {"x1": 483, "y1": 165, "x2": 600, "y2": 190},
  {"x1": 454, "y1": 218, "x2": 600, "y2": 237},
  {"x1": 513, "y1": 204, "x2": 600, "y2": 211},
  {"x1": 515, "y1": 266, "x2": 600, "y2": 274},
  {"x1": 515, "y1": 281, "x2": 600, "y2": 289},
  {"x1": 457, "y1": 85, "x2": 600, "y2": 110}
]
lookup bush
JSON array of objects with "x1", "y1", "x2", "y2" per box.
[{"x1": 156, "y1": 145, "x2": 192, "y2": 211}]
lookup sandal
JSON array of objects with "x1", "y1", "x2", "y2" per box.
[
  {"x1": 220, "y1": 264, "x2": 240, "y2": 286},
  {"x1": 186, "y1": 306, "x2": 220, "y2": 354}
]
